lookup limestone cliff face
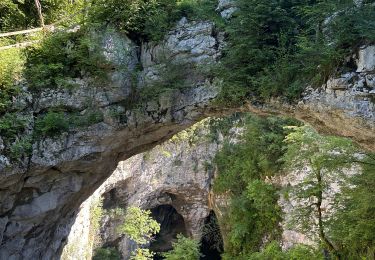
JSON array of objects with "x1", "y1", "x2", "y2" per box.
[
  {"x1": 0, "y1": 18, "x2": 220, "y2": 259},
  {"x1": 0, "y1": 1, "x2": 374, "y2": 259},
  {"x1": 61, "y1": 120, "x2": 226, "y2": 259}
]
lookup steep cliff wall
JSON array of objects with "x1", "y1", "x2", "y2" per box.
[
  {"x1": 61, "y1": 119, "x2": 225, "y2": 259},
  {"x1": 0, "y1": 18, "x2": 221, "y2": 259}
]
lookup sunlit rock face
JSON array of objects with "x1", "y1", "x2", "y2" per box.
[
  {"x1": 62, "y1": 120, "x2": 223, "y2": 259},
  {"x1": 0, "y1": 18, "x2": 220, "y2": 259}
]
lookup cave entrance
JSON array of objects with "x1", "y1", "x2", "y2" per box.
[
  {"x1": 200, "y1": 211, "x2": 223, "y2": 260},
  {"x1": 149, "y1": 205, "x2": 188, "y2": 259}
]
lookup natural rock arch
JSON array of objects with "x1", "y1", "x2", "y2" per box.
[{"x1": 0, "y1": 13, "x2": 374, "y2": 260}]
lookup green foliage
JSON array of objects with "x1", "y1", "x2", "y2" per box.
[
  {"x1": 220, "y1": 184, "x2": 281, "y2": 257},
  {"x1": 0, "y1": 40, "x2": 24, "y2": 113},
  {"x1": 0, "y1": 0, "x2": 85, "y2": 31},
  {"x1": 24, "y1": 30, "x2": 108, "y2": 91},
  {"x1": 218, "y1": 0, "x2": 375, "y2": 105},
  {"x1": 214, "y1": 115, "x2": 297, "y2": 257},
  {"x1": 34, "y1": 111, "x2": 69, "y2": 137},
  {"x1": 90, "y1": 197, "x2": 104, "y2": 234},
  {"x1": 0, "y1": 113, "x2": 28, "y2": 140},
  {"x1": 130, "y1": 248, "x2": 155, "y2": 260},
  {"x1": 118, "y1": 206, "x2": 160, "y2": 245},
  {"x1": 89, "y1": 197, "x2": 104, "y2": 248},
  {"x1": 93, "y1": 247, "x2": 121, "y2": 260},
  {"x1": 88, "y1": 0, "x2": 219, "y2": 42},
  {"x1": 88, "y1": 0, "x2": 175, "y2": 41},
  {"x1": 33, "y1": 108, "x2": 103, "y2": 138},
  {"x1": 328, "y1": 153, "x2": 375, "y2": 258},
  {"x1": 214, "y1": 116, "x2": 297, "y2": 194},
  {"x1": 163, "y1": 234, "x2": 201, "y2": 260},
  {"x1": 283, "y1": 125, "x2": 359, "y2": 257},
  {"x1": 0, "y1": 113, "x2": 31, "y2": 161},
  {"x1": 9, "y1": 135, "x2": 33, "y2": 161},
  {"x1": 283, "y1": 125, "x2": 357, "y2": 175},
  {"x1": 245, "y1": 241, "x2": 322, "y2": 260}
]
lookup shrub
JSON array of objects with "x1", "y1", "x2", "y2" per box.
[
  {"x1": 0, "y1": 113, "x2": 27, "y2": 140},
  {"x1": 93, "y1": 247, "x2": 121, "y2": 260},
  {"x1": 9, "y1": 136, "x2": 32, "y2": 161},
  {"x1": 163, "y1": 234, "x2": 201, "y2": 260},
  {"x1": 34, "y1": 111, "x2": 69, "y2": 137},
  {"x1": 25, "y1": 30, "x2": 109, "y2": 91},
  {"x1": 88, "y1": 0, "x2": 178, "y2": 42},
  {"x1": 0, "y1": 40, "x2": 24, "y2": 113},
  {"x1": 246, "y1": 241, "x2": 322, "y2": 260},
  {"x1": 117, "y1": 206, "x2": 160, "y2": 245},
  {"x1": 88, "y1": 0, "x2": 219, "y2": 42}
]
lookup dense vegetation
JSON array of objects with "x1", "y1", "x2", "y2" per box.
[
  {"x1": 217, "y1": 0, "x2": 375, "y2": 105},
  {"x1": 213, "y1": 114, "x2": 375, "y2": 259},
  {"x1": 213, "y1": 115, "x2": 304, "y2": 259}
]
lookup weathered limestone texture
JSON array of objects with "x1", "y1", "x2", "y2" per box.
[{"x1": 0, "y1": 19, "x2": 220, "y2": 259}]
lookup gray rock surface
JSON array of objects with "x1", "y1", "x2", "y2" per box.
[
  {"x1": 62, "y1": 119, "x2": 225, "y2": 259},
  {"x1": 0, "y1": 20, "x2": 220, "y2": 259}
]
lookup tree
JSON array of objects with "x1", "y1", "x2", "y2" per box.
[
  {"x1": 328, "y1": 153, "x2": 375, "y2": 258},
  {"x1": 163, "y1": 234, "x2": 201, "y2": 260},
  {"x1": 92, "y1": 247, "x2": 121, "y2": 260},
  {"x1": 118, "y1": 206, "x2": 160, "y2": 244},
  {"x1": 117, "y1": 206, "x2": 160, "y2": 260},
  {"x1": 283, "y1": 125, "x2": 357, "y2": 259},
  {"x1": 213, "y1": 116, "x2": 296, "y2": 258},
  {"x1": 248, "y1": 241, "x2": 322, "y2": 260},
  {"x1": 34, "y1": 0, "x2": 45, "y2": 27}
]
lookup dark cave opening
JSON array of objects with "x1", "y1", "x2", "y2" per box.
[
  {"x1": 200, "y1": 211, "x2": 223, "y2": 260},
  {"x1": 149, "y1": 205, "x2": 188, "y2": 259}
]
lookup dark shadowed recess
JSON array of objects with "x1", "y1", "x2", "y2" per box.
[
  {"x1": 150, "y1": 205, "x2": 188, "y2": 259},
  {"x1": 200, "y1": 211, "x2": 223, "y2": 260}
]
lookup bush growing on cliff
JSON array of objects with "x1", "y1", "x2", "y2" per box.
[
  {"x1": 25, "y1": 30, "x2": 109, "y2": 91},
  {"x1": 0, "y1": 40, "x2": 24, "y2": 113},
  {"x1": 247, "y1": 241, "x2": 322, "y2": 260},
  {"x1": 34, "y1": 111, "x2": 70, "y2": 136},
  {"x1": 88, "y1": 0, "x2": 219, "y2": 42},
  {"x1": 162, "y1": 234, "x2": 201, "y2": 260},
  {"x1": 93, "y1": 247, "x2": 121, "y2": 260},
  {"x1": 118, "y1": 206, "x2": 160, "y2": 245},
  {"x1": 218, "y1": 0, "x2": 375, "y2": 105}
]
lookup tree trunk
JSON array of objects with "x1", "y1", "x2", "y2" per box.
[
  {"x1": 315, "y1": 168, "x2": 340, "y2": 260},
  {"x1": 34, "y1": 0, "x2": 45, "y2": 27}
]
